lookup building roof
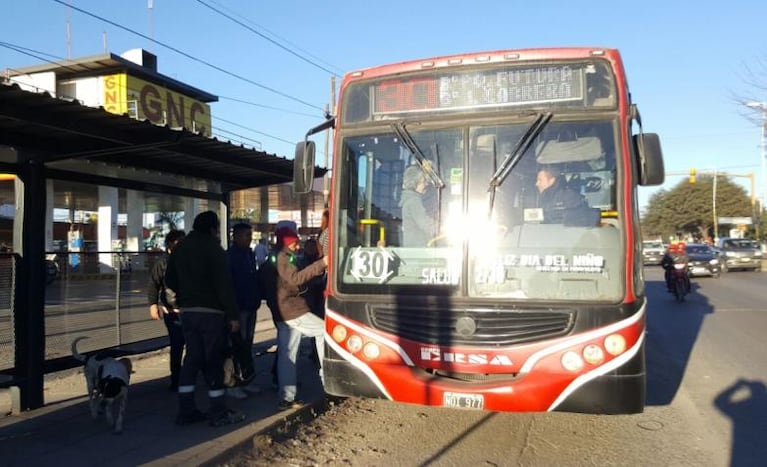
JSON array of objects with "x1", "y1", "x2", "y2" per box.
[
  {"x1": 0, "y1": 82, "x2": 325, "y2": 199},
  {"x1": 6, "y1": 52, "x2": 218, "y2": 102}
]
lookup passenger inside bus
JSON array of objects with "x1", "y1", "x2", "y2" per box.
[{"x1": 399, "y1": 164, "x2": 437, "y2": 247}]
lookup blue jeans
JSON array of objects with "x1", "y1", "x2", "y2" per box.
[{"x1": 276, "y1": 313, "x2": 325, "y2": 401}]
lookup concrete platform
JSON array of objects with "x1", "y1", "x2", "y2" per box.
[{"x1": 0, "y1": 306, "x2": 325, "y2": 467}]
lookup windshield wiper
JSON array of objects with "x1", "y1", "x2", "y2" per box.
[
  {"x1": 391, "y1": 122, "x2": 445, "y2": 189},
  {"x1": 487, "y1": 112, "x2": 552, "y2": 214}
]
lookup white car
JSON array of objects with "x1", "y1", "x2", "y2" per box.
[{"x1": 642, "y1": 240, "x2": 665, "y2": 265}]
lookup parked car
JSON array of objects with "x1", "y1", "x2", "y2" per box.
[
  {"x1": 45, "y1": 254, "x2": 60, "y2": 285},
  {"x1": 642, "y1": 240, "x2": 666, "y2": 265},
  {"x1": 684, "y1": 243, "x2": 721, "y2": 278},
  {"x1": 715, "y1": 237, "x2": 762, "y2": 272}
]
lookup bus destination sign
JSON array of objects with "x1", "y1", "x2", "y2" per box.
[{"x1": 373, "y1": 65, "x2": 584, "y2": 114}]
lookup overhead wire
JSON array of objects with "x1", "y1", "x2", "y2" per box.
[
  {"x1": 1, "y1": 40, "x2": 310, "y2": 145},
  {"x1": 211, "y1": 127, "x2": 262, "y2": 149},
  {"x1": 205, "y1": 0, "x2": 341, "y2": 75},
  {"x1": 218, "y1": 95, "x2": 318, "y2": 119},
  {"x1": 196, "y1": 0, "x2": 342, "y2": 77},
  {"x1": 214, "y1": 115, "x2": 295, "y2": 145},
  {"x1": 52, "y1": 0, "x2": 326, "y2": 112}
]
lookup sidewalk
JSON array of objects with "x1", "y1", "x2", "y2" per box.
[{"x1": 0, "y1": 306, "x2": 325, "y2": 467}]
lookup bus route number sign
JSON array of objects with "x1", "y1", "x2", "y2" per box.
[{"x1": 349, "y1": 247, "x2": 395, "y2": 284}]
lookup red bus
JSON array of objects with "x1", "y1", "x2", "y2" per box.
[{"x1": 295, "y1": 47, "x2": 664, "y2": 413}]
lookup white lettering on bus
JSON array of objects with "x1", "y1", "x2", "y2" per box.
[{"x1": 420, "y1": 347, "x2": 513, "y2": 366}]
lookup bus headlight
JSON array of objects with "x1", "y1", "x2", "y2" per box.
[
  {"x1": 561, "y1": 351, "x2": 584, "y2": 372},
  {"x1": 362, "y1": 342, "x2": 381, "y2": 360},
  {"x1": 347, "y1": 335, "x2": 363, "y2": 353},
  {"x1": 604, "y1": 334, "x2": 626, "y2": 356},
  {"x1": 332, "y1": 325, "x2": 348, "y2": 343},
  {"x1": 583, "y1": 344, "x2": 605, "y2": 365}
]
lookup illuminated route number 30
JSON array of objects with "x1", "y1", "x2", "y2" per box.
[{"x1": 349, "y1": 248, "x2": 394, "y2": 283}]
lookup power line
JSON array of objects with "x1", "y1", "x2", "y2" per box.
[
  {"x1": 1, "y1": 40, "x2": 321, "y2": 120},
  {"x1": 214, "y1": 115, "x2": 294, "y2": 145},
  {"x1": 205, "y1": 0, "x2": 342, "y2": 75},
  {"x1": 1, "y1": 39, "x2": 326, "y2": 157},
  {"x1": 0, "y1": 42, "x2": 85, "y2": 81},
  {"x1": 211, "y1": 127, "x2": 262, "y2": 149},
  {"x1": 196, "y1": 0, "x2": 341, "y2": 77},
  {"x1": 218, "y1": 95, "x2": 319, "y2": 118},
  {"x1": 52, "y1": 0, "x2": 325, "y2": 112}
]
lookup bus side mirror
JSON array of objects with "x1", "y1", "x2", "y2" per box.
[
  {"x1": 634, "y1": 133, "x2": 664, "y2": 186},
  {"x1": 293, "y1": 140, "x2": 316, "y2": 194}
]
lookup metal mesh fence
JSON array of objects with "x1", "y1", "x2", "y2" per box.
[
  {"x1": 1, "y1": 251, "x2": 167, "y2": 369},
  {"x1": 0, "y1": 253, "x2": 17, "y2": 370}
]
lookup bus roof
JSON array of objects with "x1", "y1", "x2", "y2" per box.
[{"x1": 343, "y1": 47, "x2": 624, "y2": 82}]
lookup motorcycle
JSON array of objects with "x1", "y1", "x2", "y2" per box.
[{"x1": 669, "y1": 262, "x2": 690, "y2": 302}]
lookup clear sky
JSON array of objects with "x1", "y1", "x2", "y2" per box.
[{"x1": 2, "y1": 0, "x2": 766, "y2": 209}]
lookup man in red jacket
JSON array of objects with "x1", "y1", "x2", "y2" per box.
[{"x1": 273, "y1": 226, "x2": 328, "y2": 410}]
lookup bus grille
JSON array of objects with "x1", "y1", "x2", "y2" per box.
[{"x1": 368, "y1": 306, "x2": 574, "y2": 346}]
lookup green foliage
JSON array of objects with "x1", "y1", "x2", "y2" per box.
[
  {"x1": 157, "y1": 211, "x2": 184, "y2": 230},
  {"x1": 641, "y1": 175, "x2": 760, "y2": 240}
]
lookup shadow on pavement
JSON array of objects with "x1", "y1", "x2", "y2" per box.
[
  {"x1": 0, "y1": 340, "x2": 324, "y2": 467},
  {"x1": 644, "y1": 276, "x2": 714, "y2": 406}
]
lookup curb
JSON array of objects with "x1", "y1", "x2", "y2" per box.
[{"x1": 201, "y1": 398, "x2": 330, "y2": 467}]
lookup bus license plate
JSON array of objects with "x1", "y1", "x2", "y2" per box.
[{"x1": 443, "y1": 392, "x2": 484, "y2": 409}]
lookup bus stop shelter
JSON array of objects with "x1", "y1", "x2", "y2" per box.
[{"x1": 0, "y1": 82, "x2": 324, "y2": 410}]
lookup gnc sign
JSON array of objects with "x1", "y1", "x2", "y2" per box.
[{"x1": 102, "y1": 74, "x2": 211, "y2": 136}]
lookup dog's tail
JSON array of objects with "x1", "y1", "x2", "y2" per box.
[{"x1": 71, "y1": 336, "x2": 89, "y2": 362}]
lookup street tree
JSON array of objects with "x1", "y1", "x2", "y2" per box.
[{"x1": 641, "y1": 174, "x2": 755, "y2": 241}]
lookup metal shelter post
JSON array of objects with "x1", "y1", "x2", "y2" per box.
[{"x1": 13, "y1": 152, "x2": 47, "y2": 410}]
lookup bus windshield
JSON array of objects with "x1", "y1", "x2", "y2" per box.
[{"x1": 336, "y1": 118, "x2": 621, "y2": 301}]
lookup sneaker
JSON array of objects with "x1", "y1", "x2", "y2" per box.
[
  {"x1": 175, "y1": 409, "x2": 207, "y2": 426},
  {"x1": 226, "y1": 387, "x2": 248, "y2": 399},
  {"x1": 209, "y1": 408, "x2": 246, "y2": 427},
  {"x1": 277, "y1": 399, "x2": 304, "y2": 411}
]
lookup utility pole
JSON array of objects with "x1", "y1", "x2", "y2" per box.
[{"x1": 323, "y1": 76, "x2": 336, "y2": 207}]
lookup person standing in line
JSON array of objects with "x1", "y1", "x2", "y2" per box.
[
  {"x1": 147, "y1": 229, "x2": 186, "y2": 392},
  {"x1": 165, "y1": 211, "x2": 245, "y2": 427},
  {"x1": 317, "y1": 209, "x2": 329, "y2": 258},
  {"x1": 274, "y1": 226, "x2": 328, "y2": 410},
  {"x1": 227, "y1": 222, "x2": 260, "y2": 397}
]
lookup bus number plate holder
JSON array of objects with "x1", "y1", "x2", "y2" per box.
[{"x1": 443, "y1": 392, "x2": 484, "y2": 409}]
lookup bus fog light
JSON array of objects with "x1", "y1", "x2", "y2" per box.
[
  {"x1": 561, "y1": 351, "x2": 584, "y2": 372},
  {"x1": 332, "y1": 325, "x2": 347, "y2": 343},
  {"x1": 347, "y1": 335, "x2": 363, "y2": 353},
  {"x1": 604, "y1": 334, "x2": 626, "y2": 356},
  {"x1": 583, "y1": 344, "x2": 604, "y2": 365},
  {"x1": 362, "y1": 342, "x2": 381, "y2": 360}
]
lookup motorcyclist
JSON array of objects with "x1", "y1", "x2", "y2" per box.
[{"x1": 661, "y1": 242, "x2": 691, "y2": 293}]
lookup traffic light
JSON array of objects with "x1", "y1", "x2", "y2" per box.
[{"x1": 689, "y1": 167, "x2": 696, "y2": 184}]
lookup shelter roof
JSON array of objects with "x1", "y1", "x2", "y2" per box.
[
  {"x1": 7, "y1": 52, "x2": 217, "y2": 102},
  {"x1": 0, "y1": 82, "x2": 325, "y2": 199}
]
